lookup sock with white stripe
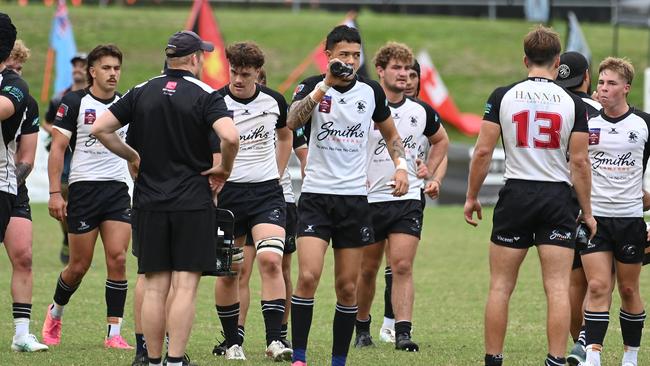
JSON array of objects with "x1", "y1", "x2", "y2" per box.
[
  {"x1": 332, "y1": 303, "x2": 357, "y2": 365},
  {"x1": 237, "y1": 324, "x2": 245, "y2": 345},
  {"x1": 52, "y1": 274, "x2": 79, "y2": 318},
  {"x1": 384, "y1": 266, "x2": 394, "y2": 320},
  {"x1": 578, "y1": 325, "x2": 586, "y2": 347},
  {"x1": 262, "y1": 299, "x2": 285, "y2": 346},
  {"x1": 280, "y1": 323, "x2": 288, "y2": 340},
  {"x1": 12, "y1": 303, "x2": 31, "y2": 337},
  {"x1": 216, "y1": 303, "x2": 240, "y2": 347},
  {"x1": 291, "y1": 295, "x2": 314, "y2": 363},
  {"x1": 620, "y1": 309, "x2": 645, "y2": 347},
  {"x1": 106, "y1": 279, "x2": 128, "y2": 337},
  {"x1": 544, "y1": 354, "x2": 565, "y2": 366},
  {"x1": 584, "y1": 310, "x2": 609, "y2": 348}
]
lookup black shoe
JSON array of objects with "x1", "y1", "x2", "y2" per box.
[
  {"x1": 131, "y1": 353, "x2": 148, "y2": 366},
  {"x1": 280, "y1": 337, "x2": 292, "y2": 349},
  {"x1": 395, "y1": 332, "x2": 419, "y2": 352},
  {"x1": 212, "y1": 333, "x2": 228, "y2": 356},
  {"x1": 59, "y1": 243, "x2": 69, "y2": 265},
  {"x1": 354, "y1": 330, "x2": 374, "y2": 348},
  {"x1": 163, "y1": 353, "x2": 197, "y2": 366}
]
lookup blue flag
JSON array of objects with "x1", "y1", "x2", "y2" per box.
[{"x1": 49, "y1": 0, "x2": 77, "y2": 95}]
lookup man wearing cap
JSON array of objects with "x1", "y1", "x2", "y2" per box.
[
  {"x1": 554, "y1": 51, "x2": 603, "y2": 366},
  {"x1": 92, "y1": 30, "x2": 239, "y2": 366},
  {"x1": 43, "y1": 52, "x2": 88, "y2": 265}
]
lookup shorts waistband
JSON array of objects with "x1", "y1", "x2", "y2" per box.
[
  {"x1": 225, "y1": 179, "x2": 279, "y2": 188},
  {"x1": 505, "y1": 179, "x2": 570, "y2": 187}
]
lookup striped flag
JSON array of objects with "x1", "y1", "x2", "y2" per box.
[{"x1": 186, "y1": 0, "x2": 229, "y2": 89}]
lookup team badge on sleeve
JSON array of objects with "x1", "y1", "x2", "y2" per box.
[
  {"x1": 84, "y1": 109, "x2": 97, "y2": 125},
  {"x1": 318, "y1": 95, "x2": 332, "y2": 113},
  {"x1": 293, "y1": 84, "x2": 305, "y2": 98},
  {"x1": 588, "y1": 128, "x2": 601, "y2": 145},
  {"x1": 56, "y1": 104, "x2": 69, "y2": 119}
]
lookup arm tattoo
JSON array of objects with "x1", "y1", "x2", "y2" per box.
[
  {"x1": 389, "y1": 137, "x2": 406, "y2": 160},
  {"x1": 287, "y1": 97, "x2": 318, "y2": 129},
  {"x1": 15, "y1": 162, "x2": 33, "y2": 187}
]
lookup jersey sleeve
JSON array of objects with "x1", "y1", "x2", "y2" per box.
[
  {"x1": 570, "y1": 94, "x2": 589, "y2": 133},
  {"x1": 45, "y1": 94, "x2": 63, "y2": 123},
  {"x1": 483, "y1": 87, "x2": 506, "y2": 124},
  {"x1": 0, "y1": 76, "x2": 29, "y2": 119},
  {"x1": 53, "y1": 92, "x2": 81, "y2": 133},
  {"x1": 208, "y1": 130, "x2": 221, "y2": 154},
  {"x1": 291, "y1": 75, "x2": 322, "y2": 103},
  {"x1": 20, "y1": 96, "x2": 40, "y2": 135},
  {"x1": 204, "y1": 91, "x2": 233, "y2": 128},
  {"x1": 292, "y1": 126, "x2": 308, "y2": 149},
  {"x1": 635, "y1": 110, "x2": 650, "y2": 173},
  {"x1": 417, "y1": 100, "x2": 442, "y2": 137},
  {"x1": 263, "y1": 86, "x2": 288, "y2": 129},
  {"x1": 109, "y1": 88, "x2": 136, "y2": 127},
  {"x1": 366, "y1": 79, "x2": 391, "y2": 123}
]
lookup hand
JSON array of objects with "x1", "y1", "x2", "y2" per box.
[
  {"x1": 424, "y1": 179, "x2": 441, "y2": 199},
  {"x1": 201, "y1": 164, "x2": 230, "y2": 195},
  {"x1": 464, "y1": 197, "x2": 482, "y2": 227},
  {"x1": 128, "y1": 156, "x2": 140, "y2": 181},
  {"x1": 48, "y1": 193, "x2": 67, "y2": 222},
  {"x1": 579, "y1": 214, "x2": 597, "y2": 240},
  {"x1": 416, "y1": 159, "x2": 429, "y2": 179},
  {"x1": 324, "y1": 58, "x2": 353, "y2": 87},
  {"x1": 391, "y1": 169, "x2": 409, "y2": 197}
]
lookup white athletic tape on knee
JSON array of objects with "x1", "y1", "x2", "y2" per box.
[
  {"x1": 255, "y1": 237, "x2": 284, "y2": 256},
  {"x1": 232, "y1": 250, "x2": 244, "y2": 265}
]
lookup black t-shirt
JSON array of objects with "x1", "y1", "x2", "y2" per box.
[
  {"x1": 110, "y1": 69, "x2": 232, "y2": 211},
  {"x1": 0, "y1": 69, "x2": 30, "y2": 195},
  {"x1": 16, "y1": 95, "x2": 40, "y2": 145}
]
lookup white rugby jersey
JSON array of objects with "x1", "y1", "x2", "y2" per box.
[
  {"x1": 218, "y1": 84, "x2": 288, "y2": 183},
  {"x1": 53, "y1": 89, "x2": 128, "y2": 184},
  {"x1": 292, "y1": 75, "x2": 391, "y2": 195},
  {"x1": 588, "y1": 108, "x2": 650, "y2": 217},
  {"x1": 483, "y1": 77, "x2": 588, "y2": 184},
  {"x1": 367, "y1": 97, "x2": 440, "y2": 203},
  {"x1": 0, "y1": 69, "x2": 30, "y2": 195}
]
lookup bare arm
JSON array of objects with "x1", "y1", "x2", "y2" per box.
[
  {"x1": 424, "y1": 126, "x2": 449, "y2": 180},
  {"x1": 275, "y1": 126, "x2": 292, "y2": 177},
  {"x1": 92, "y1": 110, "x2": 139, "y2": 163},
  {"x1": 287, "y1": 97, "x2": 318, "y2": 130},
  {"x1": 643, "y1": 189, "x2": 650, "y2": 211},
  {"x1": 211, "y1": 116, "x2": 239, "y2": 175},
  {"x1": 42, "y1": 120, "x2": 54, "y2": 134},
  {"x1": 376, "y1": 116, "x2": 408, "y2": 196},
  {"x1": 464, "y1": 121, "x2": 501, "y2": 226},
  {"x1": 48, "y1": 129, "x2": 70, "y2": 221},
  {"x1": 15, "y1": 133, "x2": 37, "y2": 186},
  {"x1": 295, "y1": 145, "x2": 308, "y2": 178},
  {"x1": 0, "y1": 96, "x2": 15, "y2": 121},
  {"x1": 569, "y1": 131, "x2": 596, "y2": 237}
]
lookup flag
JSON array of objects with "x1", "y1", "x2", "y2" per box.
[
  {"x1": 49, "y1": 0, "x2": 77, "y2": 95},
  {"x1": 186, "y1": 0, "x2": 229, "y2": 89},
  {"x1": 417, "y1": 50, "x2": 482, "y2": 136},
  {"x1": 566, "y1": 11, "x2": 591, "y2": 63},
  {"x1": 524, "y1": 0, "x2": 550, "y2": 23}
]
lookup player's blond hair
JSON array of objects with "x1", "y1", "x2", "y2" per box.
[
  {"x1": 599, "y1": 57, "x2": 634, "y2": 85},
  {"x1": 9, "y1": 39, "x2": 30, "y2": 64},
  {"x1": 373, "y1": 42, "x2": 413, "y2": 69}
]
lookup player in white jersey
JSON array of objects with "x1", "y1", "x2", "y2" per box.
[
  {"x1": 553, "y1": 51, "x2": 603, "y2": 366},
  {"x1": 42, "y1": 45, "x2": 133, "y2": 350},
  {"x1": 464, "y1": 26, "x2": 595, "y2": 366},
  {"x1": 287, "y1": 25, "x2": 408, "y2": 366},
  {"x1": 578, "y1": 58, "x2": 649, "y2": 366},
  {"x1": 212, "y1": 41, "x2": 293, "y2": 361},
  {"x1": 354, "y1": 42, "x2": 448, "y2": 352}
]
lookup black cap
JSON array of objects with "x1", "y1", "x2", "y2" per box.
[
  {"x1": 557, "y1": 51, "x2": 589, "y2": 89},
  {"x1": 70, "y1": 52, "x2": 87, "y2": 64},
  {"x1": 0, "y1": 13, "x2": 17, "y2": 63},
  {"x1": 165, "y1": 30, "x2": 214, "y2": 58}
]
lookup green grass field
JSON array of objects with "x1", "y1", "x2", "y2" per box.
[
  {"x1": 4, "y1": 3, "x2": 650, "y2": 143},
  {"x1": 0, "y1": 204, "x2": 648, "y2": 365}
]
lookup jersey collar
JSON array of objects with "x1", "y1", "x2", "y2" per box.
[
  {"x1": 527, "y1": 76, "x2": 555, "y2": 83},
  {"x1": 226, "y1": 83, "x2": 261, "y2": 105},
  {"x1": 86, "y1": 87, "x2": 118, "y2": 104},
  {"x1": 387, "y1": 96, "x2": 407, "y2": 109},
  {"x1": 330, "y1": 74, "x2": 358, "y2": 94},
  {"x1": 165, "y1": 68, "x2": 196, "y2": 79},
  {"x1": 600, "y1": 105, "x2": 633, "y2": 124}
]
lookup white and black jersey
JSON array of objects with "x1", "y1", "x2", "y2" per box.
[
  {"x1": 588, "y1": 108, "x2": 650, "y2": 217},
  {"x1": 292, "y1": 75, "x2": 391, "y2": 195},
  {"x1": 217, "y1": 84, "x2": 288, "y2": 183},
  {"x1": 367, "y1": 97, "x2": 440, "y2": 203},
  {"x1": 0, "y1": 69, "x2": 30, "y2": 195},
  {"x1": 280, "y1": 127, "x2": 308, "y2": 203},
  {"x1": 483, "y1": 77, "x2": 588, "y2": 184},
  {"x1": 574, "y1": 91, "x2": 602, "y2": 118},
  {"x1": 53, "y1": 89, "x2": 128, "y2": 184}
]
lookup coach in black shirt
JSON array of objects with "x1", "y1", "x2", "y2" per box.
[{"x1": 92, "y1": 30, "x2": 239, "y2": 366}]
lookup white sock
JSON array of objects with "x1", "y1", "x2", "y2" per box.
[
  {"x1": 107, "y1": 319, "x2": 122, "y2": 337},
  {"x1": 149, "y1": 363, "x2": 162, "y2": 366},
  {"x1": 622, "y1": 346, "x2": 639, "y2": 365},
  {"x1": 166, "y1": 362, "x2": 182, "y2": 366},
  {"x1": 382, "y1": 317, "x2": 395, "y2": 329},
  {"x1": 585, "y1": 344, "x2": 602, "y2": 366},
  {"x1": 50, "y1": 303, "x2": 64, "y2": 319},
  {"x1": 14, "y1": 318, "x2": 29, "y2": 337}
]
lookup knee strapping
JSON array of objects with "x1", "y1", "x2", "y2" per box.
[{"x1": 255, "y1": 237, "x2": 284, "y2": 256}]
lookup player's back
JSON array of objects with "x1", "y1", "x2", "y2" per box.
[{"x1": 487, "y1": 77, "x2": 587, "y2": 184}]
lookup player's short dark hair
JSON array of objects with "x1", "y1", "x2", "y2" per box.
[
  {"x1": 325, "y1": 25, "x2": 361, "y2": 51},
  {"x1": 373, "y1": 42, "x2": 413, "y2": 69},
  {"x1": 0, "y1": 13, "x2": 17, "y2": 63},
  {"x1": 226, "y1": 42, "x2": 264, "y2": 69},
  {"x1": 86, "y1": 44, "x2": 123, "y2": 85},
  {"x1": 523, "y1": 25, "x2": 561, "y2": 67},
  {"x1": 599, "y1": 57, "x2": 634, "y2": 85}
]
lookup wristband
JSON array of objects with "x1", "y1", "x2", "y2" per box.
[
  {"x1": 396, "y1": 157, "x2": 408, "y2": 171},
  {"x1": 49, "y1": 191, "x2": 61, "y2": 195}
]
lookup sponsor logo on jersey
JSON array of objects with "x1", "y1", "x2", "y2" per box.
[
  {"x1": 163, "y1": 81, "x2": 177, "y2": 95},
  {"x1": 242, "y1": 109, "x2": 251, "y2": 115},
  {"x1": 1, "y1": 85, "x2": 24, "y2": 103},
  {"x1": 317, "y1": 121, "x2": 364, "y2": 142},
  {"x1": 375, "y1": 135, "x2": 416, "y2": 155},
  {"x1": 549, "y1": 230, "x2": 572, "y2": 241},
  {"x1": 338, "y1": 97, "x2": 347, "y2": 104},
  {"x1": 496, "y1": 235, "x2": 518, "y2": 244},
  {"x1": 393, "y1": 112, "x2": 400, "y2": 120},
  {"x1": 318, "y1": 95, "x2": 332, "y2": 113},
  {"x1": 591, "y1": 151, "x2": 635, "y2": 169},
  {"x1": 356, "y1": 100, "x2": 367, "y2": 114},
  {"x1": 484, "y1": 103, "x2": 492, "y2": 115},
  {"x1": 608, "y1": 127, "x2": 619, "y2": 134},
  {"x1": 56, "y1": 104, "x2": 69, "y2": 119},
  {"x1": 84, "y1": 109, "x2": 96, "y2": 125},
  {"x1": 589, "y1": 128, "x2": 600, "y2": 145},
  {"x1": 293, "y1": 84, "x2": 304, "y2": 98},
  {"x1": 514, "y1": 90, "x2": 562, "y2": 103}
]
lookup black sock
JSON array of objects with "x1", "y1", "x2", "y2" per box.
[
  {"x1": 332, "y1": 303, "x2": 357, "y2": 358},
  {"x1": 148, "y1": 356, "x2": 162, "y2": 365},
  {"x1": 12, "y1": 303, "x2": 31, "y2": 320},
  {"x1": 356, "y1": 315, "x2": 371, "y2": 333},
  {"x1": 384, "y1": 266, "x2": 394, "y2": 319},
  {"x1": 545, "y1": 354, "x2": 565, "y2": 366},
  {"x1": 105, "y1": 279, "x2": 128, "y2": 318},
  {"x1": 166, "y1": 355, "x2": 182, "y2": 363},
  {"x1": 53, "y1": 273, "x2": 79, "y2": 306},
  {"x1": 280, "y1": 323, "x2": 288, "y2": 339},
  {"x1": 395, "y1": 320, "x2": 412, "y2": 336},
  {"x1": 291, "y1": 296, "x2": 314, "y2": 362},
  {"x1": 584, "y1": 310, "x2": 609, "y2": 346},
  {"x1": 216, "y1": 303, "x2": 240, "y2": 347},
  {"x1": 135, "y1": 333, "x2": 146, "y2": 355},
  {"x1": 620, "y1": 309, "x2": 646, "y2": 347},
  {"x1": 485, "y1": 353, "x2": 503, "y2": 366},
  {"x1": 237, "y1": 324, "x2": 245, "y2": 345},
  {"x1": 262, "y1": 299, "x2": 285, "y2": 346},
  {"x1": 578, "y1": 325, "x2": 586, "y2": 347}
]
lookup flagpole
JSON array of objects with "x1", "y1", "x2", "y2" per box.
[{"x1": 40, "y1": 48, "x2": 55, "y2": 102}]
